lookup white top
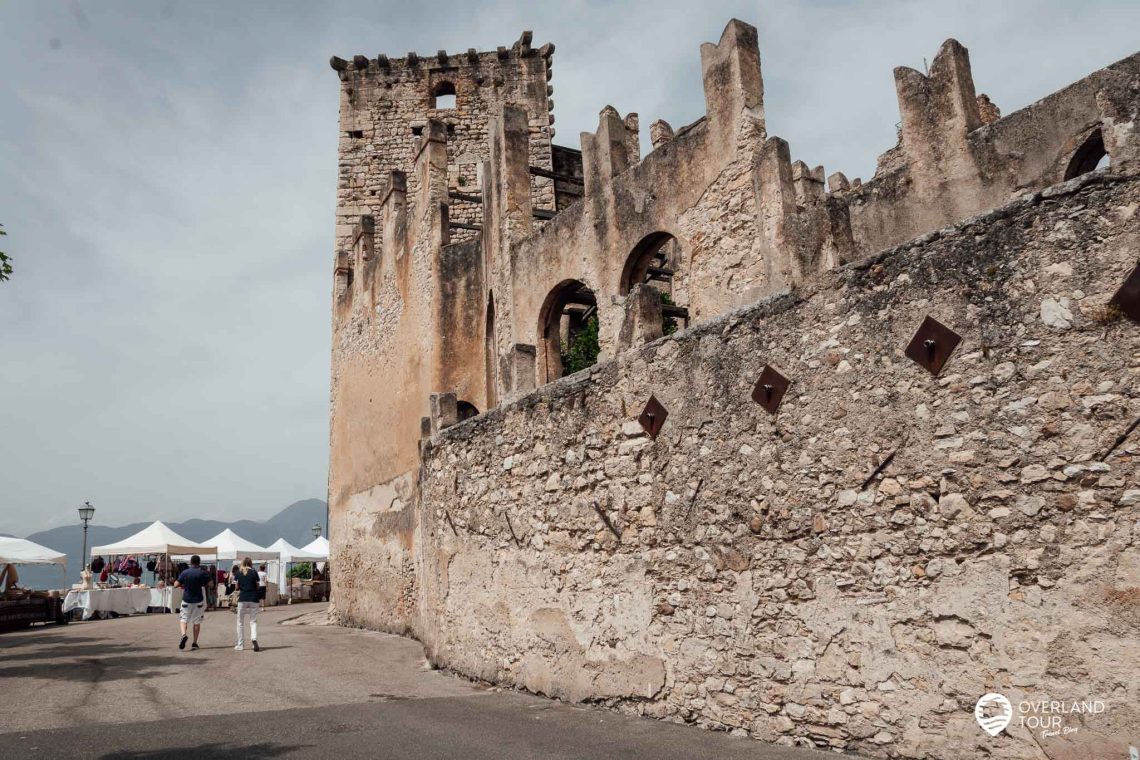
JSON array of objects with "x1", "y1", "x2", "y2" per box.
[
  {"x1": 257, "y1": 570, "x2": 267, "y2": 587},
  {"x1": 90, "y1": 521, "x2": 216, "y2": 557},
  {"x1": 0, "y1": 536, "x2": 67, "y2": 566}
]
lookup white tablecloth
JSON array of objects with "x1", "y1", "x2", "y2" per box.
[
  {"x1": 148, "y1": 587, "x2": 182, "y2": 611},
  {"x1": 63, "y1": 588, "x2": 152, "y2": 620}
]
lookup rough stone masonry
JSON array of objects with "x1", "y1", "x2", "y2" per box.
[{"x1": 326, "y1": 18, "x2": 1140, "y2": 759}]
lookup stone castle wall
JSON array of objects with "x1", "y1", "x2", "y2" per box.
[
  {"x1": 416, "y1": 173, "x2": 1140, "y2": 759},
  {"x1": 324, "y1": 18, "x2": 1140, "y2": 756}
]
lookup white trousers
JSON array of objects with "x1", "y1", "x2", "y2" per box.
[{"x1": 236, "y1": 601, "x2": 259, "y2": 646}]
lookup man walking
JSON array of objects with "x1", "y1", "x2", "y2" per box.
[{"x1": 174, "y1": 555, "x2": 211, "y2": 650}]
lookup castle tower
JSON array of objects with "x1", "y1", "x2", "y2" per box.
[
  {"x1": 329, "y1": 32, "x2": 556, "y2": 256},
  {"x1": 326, "y1": 33, "x2": 559, "y2": 634}
]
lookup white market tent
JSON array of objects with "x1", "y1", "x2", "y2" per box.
[
  {"x1": 266, "y1": 538, "x2": 322, "y2": 564},
  {"x1": 1, "y1": 536, "x2": 68, "y2": 588},
  {"x1": 299, "y1": 536, "x2": 329, "y2": 560},
  {"x1": 91, "y1": 521, "x2": 216, "y2": 557},
  {"x1": 266, "y1": 538, "x2": 322, "y2": 599},
  {"x1": 173, "y1": 529, "x2": 278, "y2": 563},
  {"x1": 0, "y1": 537, "x2": 67, "y2": 567}
]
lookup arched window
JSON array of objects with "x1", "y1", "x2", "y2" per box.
[
  {"x1": 1064, "y1": 129, "x2": 1108, "y2": 180},
  {"x1": 456, "y1": 401, "x2": 480, "y2": 421},
  {"x1": 484, "y1": 292, "x2": 497, "y2": 409},
  {"x1": 621, "y1": 232, "x2": 688, "y2": 336},
  {"x1": 431, "y1": 81, "x2": 456, "y2": 110},
  {"x1": 538, "y1": 280, "x2": 599, "y2": 384}
]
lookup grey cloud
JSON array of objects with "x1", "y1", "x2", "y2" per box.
[{"x1": 2, "y1": 0, "x2": 1138, "y2": 535}]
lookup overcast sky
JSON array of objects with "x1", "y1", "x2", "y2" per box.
[{"x1": 2, "y1": 0, "x2": 1138, "y2": 537}]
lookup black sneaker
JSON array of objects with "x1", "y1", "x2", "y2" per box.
[
  {"x1": 252, "y1": 640, "x2": 260, "y2": 652},
  {"x1": 179, "y1": 635, "x2": 188, "y2": 650},
  {"x1": 191, "y1": 642, "x2": 199, "y2": 650}
]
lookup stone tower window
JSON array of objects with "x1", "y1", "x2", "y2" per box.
[
  {"x1": 621, "y1": 232, "x2": 689, "y2": 335},
  {"x1": 431, "y1": 81, "x2": 457, "y2": 110},
  {"x1": 1064, "y1": 129, "x2": 1108, "y2": 180}
]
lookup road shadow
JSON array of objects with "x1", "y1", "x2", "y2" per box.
[
  {"x1": 0, "y1": 641, "x2": 136, "y2": 662},
  {"x1": 0, "y1": 633, "x2": 107, "y2": 648},
  {"x1": 0, "y1": 654, "x2": 190, "y2": 683},
  {"x1": 98, "y1": 742, "x2": 310, "y2": 759}
]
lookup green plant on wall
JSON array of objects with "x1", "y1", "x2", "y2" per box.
[
  {"x1": 0, "y1": 223, "x2": 10, "y2": 282},
  {"x1": 660, "y1": 291, "x2": 679, "y2": 335},
  {"x1": 561, "y1": 316, "x2": 599, "y2": 375}
]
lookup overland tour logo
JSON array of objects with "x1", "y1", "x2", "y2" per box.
[
  {"x1": 975, "y1": 693, "x2": 1109, "y2": 739},
  {"x1": 975, "y1": 693, "x2": 1014, "y2": 736}
]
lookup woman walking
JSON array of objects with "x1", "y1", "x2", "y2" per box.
[{"x1": 233, "y1": 557, "x2": 261, "y2": 652}]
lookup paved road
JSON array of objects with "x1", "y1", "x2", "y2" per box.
[{"x1": 0, "y1": 605, "x2": 854, "y2": 759}]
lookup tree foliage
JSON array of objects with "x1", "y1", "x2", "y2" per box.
[
  {"x1": 561, "y1": 316, "x2": 599, "y2": 375},
  {"x1": 660, "y1": 291, "x2": 679, "y2": 336}
]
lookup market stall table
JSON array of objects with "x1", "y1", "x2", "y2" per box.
[
  {"x1": 63, "y1": 588, "x2": 155, "y2": 620},
  {"x1": 149, "y1": 586, "x2": 182, "y2": 612}
]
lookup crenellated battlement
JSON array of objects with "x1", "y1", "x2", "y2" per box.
[{"x1": 329, "y1": 30, "x2": 554, "y2": 78}]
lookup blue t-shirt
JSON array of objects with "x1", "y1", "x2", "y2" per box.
[{"x1": 177, "y1": 566, "x2": 212, "y2": 605}]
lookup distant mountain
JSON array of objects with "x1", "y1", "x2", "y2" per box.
[{"x1": 16, "y1": 498, "x2": 328, "y2": 589}]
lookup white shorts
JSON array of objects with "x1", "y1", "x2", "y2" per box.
[{"x1": 179, "y1": 600, "x2": 206, "y2": 625}]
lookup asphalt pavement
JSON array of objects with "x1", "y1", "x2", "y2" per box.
[{"x1": 0, "y1": 604, "x2": 855, "y2": 759}]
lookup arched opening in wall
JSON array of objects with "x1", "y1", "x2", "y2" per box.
[
  {"x1": 431, "y1": 81, "x2": 456, "y2": 110},
  {"x1": 1064, "y1": 129, "x2": 1108, "y2": 180},
  {"x1": 456, "y1": 401, "x2": 480, "y2": 421},
  {"x1": 621, "y1": 232, "x2": 689, "y2": 336},
  {"x1": 538, "y1": 279, "x2": 599, "y2": 383},
  {"x1": 484, "y1": 292, "x2": 497, "y2": 409}
]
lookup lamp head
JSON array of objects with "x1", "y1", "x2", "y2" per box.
[
  {"x1": 78, "y1": 501, "x2": 95, "y2": 522},
  {"x1": 311, "y1": 524, "x2": 322, "y2": 538}
]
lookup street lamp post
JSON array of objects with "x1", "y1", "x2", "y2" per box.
[
  {"x1": 310, "y1": 523, "x2": 324, "y2": 600},
  {"x1": 78, "y1": 501, "x2": 96, "y2": 572}
]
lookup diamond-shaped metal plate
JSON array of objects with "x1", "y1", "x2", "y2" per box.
[
  {"x1": 1110, "y1": 264, "x2": 1140, "y2": 323},
  {"x1": 638, "y1": 395, "x2": 668, "y2": 439},
  {"x1": 751, "y1": 365, "x2": 790, "y2": 415},
  {"x1": 904, "y1": 316, "x2": 961, "y2": 376}
]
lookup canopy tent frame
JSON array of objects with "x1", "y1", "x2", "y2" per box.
[
  {"x1": 87, "y1": 522, "x2": 217, "y2": 604},
  {"x1": 265, "y1": 539, "x2": 322, "y2": 600}
]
